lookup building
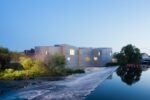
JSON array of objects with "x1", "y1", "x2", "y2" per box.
[
  {"x1": 141, "y1": 53, "x2": 150, "y2": 65},
  {"x1": 141, "y1": 53, "x2": 150, "y2": 60},
  {"x1": 24, "y1": 48, "x2": 35, "y2": 56},
  {"x1": 27, "y1": 44, "x2": 112, "y2": 67}
]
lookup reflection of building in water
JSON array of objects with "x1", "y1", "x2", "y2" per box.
[{"x1": 107, "y1": 74, "x2": 113, "y2": 80}]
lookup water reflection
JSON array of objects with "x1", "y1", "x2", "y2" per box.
[{"x1": 116, "y1": 66, "x2": 143, "y2": 85}]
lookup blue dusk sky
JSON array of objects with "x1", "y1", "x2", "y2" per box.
[{"x1": 0, "y1": 0, "x2": 150, "y2": 53}]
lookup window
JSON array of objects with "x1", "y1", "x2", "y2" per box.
[
  {"x1": 45, "y1": 51, "x2": 48, "y2": 55},
  {"x1": 70, "y1": 49, "x2": 75, "y2": 55},
  {"x1": 110, "y1": 52, "x2": 112, "y2": 56},
  {"x1": 85, "y1": 57, "x2": 90, "y2": 62},
  {"x1": 67, "y1": 57, "x2": 71, "y2": 61},
  {"x1": 94, "y1": 57, "x2": 98, "y2": 61},
  {"x1": 98, "y1": 51, "x2": 101, "y2": 56}
]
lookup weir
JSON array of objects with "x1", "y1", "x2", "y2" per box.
[{"x1": 1, "y1": 67, "x2": 118, "y2": 100}]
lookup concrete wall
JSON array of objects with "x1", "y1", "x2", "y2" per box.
[
  {"x1": 95, "y1": 48, "x2": 112, "y2": 66},
  {"x1": 61, "y1": 44, "x2": 79, "y2": 67},
  {"x1": 34, "y1": 44, "x2": 112, "y2": 67},
  {"x1": 78, "y1": 48, "x2": 93, "y2": 67},
  {"x1": 34, "y1": 46, "x2": 62, "y2": 63}
]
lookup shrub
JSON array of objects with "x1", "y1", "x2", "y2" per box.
[
  {"x1": 4, "y1": 68, "x2": 15, "y2": 73},
  {"x1": 56, "y1": 67, "x2": 85, "y2": 76},
  {"x1": 20, "y1": 57, "x2": 34, "y2": 70},
  {"x1": 48, "y1": 54, "x2": 66, "y2": 68},
  {"x1": 4, "y1": 63, "x2": 24, "y2": 70},
  {"x1": 73, "y1": 69, "x2": 85, "y2": 73},
  {"x1": 0, "y1": 55, "x2": 85, "y2": 80},
  {"x1": 31, "y1": 60, "x2": 48, "y2": 75},
  {"x1": 0, "y1": 47, "x2": 11, "y2": 70},
  {"x1": 105, "y1": 62, "x2": 119, "y2": 67}
]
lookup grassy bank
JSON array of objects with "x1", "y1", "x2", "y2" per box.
[
  {"x1": 0, "y1": 65, "x2": 85, "y2": 80},
  {"x1": 0, "y1": 67, "x2": 85, "y2": 80}
]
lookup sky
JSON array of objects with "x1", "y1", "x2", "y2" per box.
[{"x1": 0, "y1": 0, "x2": 150, "y2": 53}]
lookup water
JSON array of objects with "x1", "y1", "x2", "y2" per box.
[
  {"x1": 0, "y1": 67, "x2": 117, "y2": 100},
  {"x1": 86, "y1": 66, "x2": 150, "y2": 100},
  {"x1": 2, "y1": 66, "x2": 149, "y2": 100}
]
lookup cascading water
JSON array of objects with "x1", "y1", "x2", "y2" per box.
[{"x1": 0, "y1": 67, "x2": 118, "y2": 100}]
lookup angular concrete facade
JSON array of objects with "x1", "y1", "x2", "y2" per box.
[{"x1": 34, "y1": 44, "x2": 112, "y2": 67}]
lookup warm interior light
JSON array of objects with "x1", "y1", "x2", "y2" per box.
[
  {"x1": 70, "y1": 49, "x2": 75, "y2": 55},
  {"x1": 45, "y1": 51, "x2": 48, "y2": 55},
  {"x1": 85, "y1": 57, "x2": 90, "y2": 62},
  {"x1": 94, "y1": 57, "x2": 98, "y2": 61}
]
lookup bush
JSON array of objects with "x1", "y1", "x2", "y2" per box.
[
  {"x1": 31, "y1": 60, "x2": 48, "y2": 75},
  {"x1": 0, "y1": 55, "x2": 84, "y2": 80},
  {"x1": 4, "y1": 63, "x2": 24, "y2": 70},
  {"x1": 44, "y1": 67, "x2": 85, "y2": 76},
  {"x1": 0, "y1": 47, "x2": 11, "y2": 70},
  {"x1": 20, "y1": 57, "x2": 34, "y2": 70},
  {"x1": 48, "y1": 54, "x2": 66, "y2": 68},
  {"x1": 4, "y1": 68, "x2": 15, "y2": 73},
  {"x1": 54, "y1": 68, "x2": 85, "y2": 76},
  {"x1": 0, "y1": 69, "x2": 24, "y2": 80},
  {"x1": 73, "y1": 69, "x2": 85, "y2": 73},
  {"x1": 105, "y1": 62, "x2": 119, "y2": 67}
]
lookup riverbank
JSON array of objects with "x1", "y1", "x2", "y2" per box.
[{"x1": 0, "y1": 67, "x2": 85, "y2": 80}]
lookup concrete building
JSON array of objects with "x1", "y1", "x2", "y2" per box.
[
  {"x1": 141, "y1": 53, "x2": 150, "y2": 65},
  {"x1": 141, "y1": 53, "x2": 150, "y2": 60},
  {"x1": 30, "y1": 44, "x2": 112, "y2": 67}
]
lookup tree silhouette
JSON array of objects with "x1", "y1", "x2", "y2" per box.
[{"x1": 116, "y1": 66, "x2": 142, "y2": 85}]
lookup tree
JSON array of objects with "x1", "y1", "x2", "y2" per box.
[
  {"x1": 114, "y1": 44, "x2": 141, "y2": 65},
  {"x1": 0, "y1": 47, "x2": 11, "y2": 69}
]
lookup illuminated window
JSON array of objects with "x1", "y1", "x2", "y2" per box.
[
  {"x1": 45, "y1": 51, "x2": 48, "y2": 55},
  {"x1": 67, "y1": 57, "x2": 71, "y2": 61},
  {"x1": 85, "y1": 57, "x2": 90, "y2": 62},
  {"x1": 70, "y1": 49, "x2": 75, "y2": 55},
  {"x1": 94, "y1": 57, "x2": 98, "y2": 61},
  {"x1": 98, "y1": 52, "x2": 101, "y2": 56}
]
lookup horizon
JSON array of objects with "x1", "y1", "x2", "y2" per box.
[{"x1": 1, "y1": 0, "x2": 150, "y2": 54}]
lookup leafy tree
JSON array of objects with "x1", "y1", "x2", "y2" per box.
[
  {"x1": 0, "y1": 47, "x2": 11, "y2": 69},
  {"x1": 114, "y1": 44, "x2": 141, "y2": 65}
]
